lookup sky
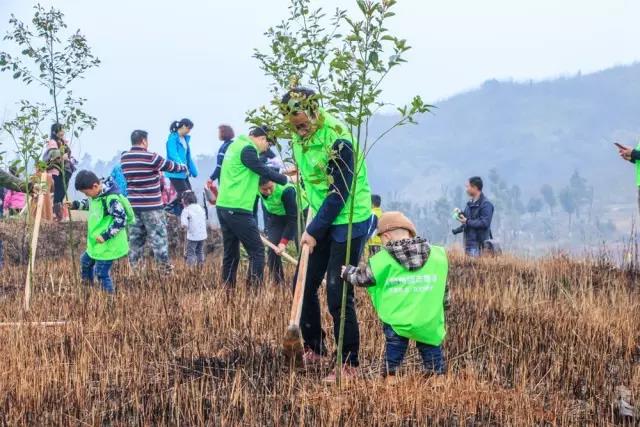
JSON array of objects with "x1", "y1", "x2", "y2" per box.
[{"x1": 0, "y1": 0, "x2": 639, "y2": 163}]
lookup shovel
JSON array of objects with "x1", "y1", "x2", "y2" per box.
[{"x1": 282, "y1": 211, "x2": 313, "y2": 360}]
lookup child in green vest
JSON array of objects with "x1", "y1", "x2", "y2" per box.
[
  {"x1": 341, "y1": 211, "x2": 448, "y2": 376},
  {"x1": 72, "y1": 170, "x2": 134, "y2": 294}
]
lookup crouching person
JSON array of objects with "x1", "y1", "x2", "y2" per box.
[
  {"x1": 72, "y1": 170, "x2": 135, "y2": 294},
  {"x1": 341, "y1": 211, "x2": 448, "y2": 377}
]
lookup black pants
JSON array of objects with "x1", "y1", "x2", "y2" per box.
[
  {"x1": 168, "y1": 178, "x2": 191, "y2": 215},
  {"x1": 265, "y1": 215, "x2": 290, "y2": 285},
  {"x1": 294, "y1": 234, "x2": 366, "y2": 366},
  {"x1": 217, "y1": 207, "x2": 264, "y2": 287},
  {"x1": 52, "y1": 172, "x2": 71, "y2": 203}
]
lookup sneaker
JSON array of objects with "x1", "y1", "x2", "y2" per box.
[
  {"x1": 302, "y1": 349, "x2": 326, "y2": 366},
  {"x1": 322, "y1": 365, "x2": 359, "y2": 384}
]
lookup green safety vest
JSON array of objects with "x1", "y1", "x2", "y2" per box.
[
  {"x1": 260, "y1": 183, "x2": 309, "y2": 216},
  {"x1": 368, "y1": 245, "x2": 448, "y2": 346},
  {"x1": 86, "y1": 193, "x2": 135, "y2": 261},
  {"x1": 291, "y1": 110, "x2": 372, "y2": 225},
  {"x1": 635, "y1": 141, "x2": 640, "y2": 186},
  {"x1": 217, "y1": 135, "x2": 260, "y2": 212}
]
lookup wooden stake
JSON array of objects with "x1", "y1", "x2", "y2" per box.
[
  {"x1": 24, "y1": 172, "x2": 47, "y2": 312},
  {"x1": 260, "y1": 235, "x2": 298, "y2": 266}
]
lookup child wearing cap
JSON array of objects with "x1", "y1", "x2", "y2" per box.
[{"x1": 341, "y1": 211, "x2": 448, "y2": 376}]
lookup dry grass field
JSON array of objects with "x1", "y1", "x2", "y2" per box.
[{"x1": 0, "y1": 251, "x2": 638, "y2": 426}]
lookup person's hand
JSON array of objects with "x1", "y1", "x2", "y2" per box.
[
  {"x1": 206, "y1": 178, "x2": 213, "y2": 187},
  {"x1": 457, "y1": 214, "x2": 467, "y2": 224},
  {"x1": 618, "y1": 145, "x2": 633, "y2": 159},
  {"x1": 96, "y1": 235, "x2": 105, "y2": 244},
  {"x1": 301, "y1": 231, "x2": 317, "y2": 254},
  {"x1": 275, "y1": 242, "x2": 287, "y2": 255}
]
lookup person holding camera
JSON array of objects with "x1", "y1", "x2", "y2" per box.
[{"x1": 452, "y1": 176, "x2": 494, "y2": 257}]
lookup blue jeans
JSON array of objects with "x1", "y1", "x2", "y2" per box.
[
  {"x1": 81, "y1": 252, "x2": 114, "y2": 293},
  {"x1": 465, "y1": 246, "x2": 481, "y2": 257},
  {"x1": 383, "y1": 323, "x2": 445, "y2": 375}
]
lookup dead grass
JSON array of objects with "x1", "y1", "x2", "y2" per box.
[{"x1": 0, "y1": 251, "x2": 637, "y2": 426}]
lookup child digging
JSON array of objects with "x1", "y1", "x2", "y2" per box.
[
  {"x1": 72, "y1": 170, "x2": 134, "y2": 294},
  {"x1": 180, "y1": 190, "x2": 207, "y2": 266},
  {"x1": 341, "y1": 211, "x2": 448, "y2": 377}
]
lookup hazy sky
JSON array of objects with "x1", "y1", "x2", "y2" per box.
[{"x1": 1, "y1": 0, "x2": 639, "y2": 163}]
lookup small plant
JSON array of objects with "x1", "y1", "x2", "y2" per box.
[{"x1": 249, "y1": 0, "x2": 431, "y2": 384}]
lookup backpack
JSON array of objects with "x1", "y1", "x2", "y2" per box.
[{"x1": 109, "y1": 165, "x2": 128, "y2": 197}]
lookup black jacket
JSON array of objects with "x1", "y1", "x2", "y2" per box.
[{"x1": 453, "y1": 193, "x2": 494, "y2": 249}]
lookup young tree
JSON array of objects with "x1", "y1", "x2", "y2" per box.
[
  {"x1": 558, "y1": 187, "x2": 576, "y2": 229},
  {"x1": 568, "y1": 170, "x2": 588, "y2": 219},
  {"x1": 250, "y1": 0, "x2": 430, "y2": 384},
  {"x1": 527, "y1": 197, "x2": 543, "y2": 217},
  {"x1": 540, "y1": 184, "x2": 557, "y2": 215}
]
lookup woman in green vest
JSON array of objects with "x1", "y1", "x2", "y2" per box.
[
  {"x1": 216, "y1": 126, "x2": 289, "y2": 287},
  {"x1": 259, "y1": 176, "x2": 308, "y2": 285},
  {"x1": 341, "y1": 211, "x2": 448, "y2": 377},
  {"x1": 281, "y1": 88, "x2": 374, "y2": 382},
  {"x1": 72, "y1": 170, "x2": 135, "y2": 294}
]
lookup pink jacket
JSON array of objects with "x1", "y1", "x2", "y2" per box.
[{"x1": 4, "y1": 190, "x2": 26, "y2": 210}]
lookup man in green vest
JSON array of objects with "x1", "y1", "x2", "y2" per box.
[
  {"x1": 341, "y1": 211, "x2": 447, "y2": 377},
  {"x1": 216, "y1": 126, "x2": 289, "y2": 287},
  {"x1": 617, "y1": 143, "x2": 640, "y2": 214},
  {"x1": 259, "y1": 176, "x2": 308, "y2": 285},
  {"x1": 72, "y1": 170, "x2": 135, "y2": 294},
  {"x1": 282, "y1": 88, "x2": 373, "y2": 382}
]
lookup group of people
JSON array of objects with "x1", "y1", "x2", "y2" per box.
[{"x1": 0, "y1": 87, "x2": 500, "y2": 382}]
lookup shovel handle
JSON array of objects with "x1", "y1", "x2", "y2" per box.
[
  {"x1": 289, "y1": 211, "x2": 313, "y2": 326},
  {"x1": 260, "y1": 235, "x2": 298, "y2": 266}
]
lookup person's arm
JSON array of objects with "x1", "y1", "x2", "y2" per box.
[
  {"x1": 100, "y1": 198, "x2": 127, "y2": 241},
  {"x1": 153, "y1": 153, "x2": 187, "y2": 173},
  {"x1": 341, "y1": 262, "x2": 376, "y2": 287},
  {"x1": 465, "y1": 202, "x2": 494, "y2": 230},
  {"x1": 187, "y1": 147, "x2": 199, "y2": 178},
  {"x1": 631, "y1": 149, "x2": 640, "y2": 162},
  {"x1": 239, "y1": 146, "x2": 288, "y2": 185},
  {"x1": 166, "y1": 134, "x2": 180, "y2": 163},
  {"x1": 280, "y1": 187, "x2": 298, "y2": 243},
  {"x1": 210, "y1": 142, "x2": 229, "y2": 181},
  {"x1": 180, "y1": 208, "x2": 189, "y2": 228},
  {"x1": 0, "y1": 169, "x2": 27, "y2": 193},
  {"x1": 305, "y1": 139, "x2": 353, "y2": 240},
  {"x1": 70, "y1": 199, "x2": 90, "y2": 211}
]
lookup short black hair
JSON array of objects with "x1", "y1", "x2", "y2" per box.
[
  {"x1": 468, "y1": 176, "x2": 483, "y2": 191},
  {"x1": 131, "y1": 130, "x2": 148, "y2": 145},
  {"x1": 280, "y1": 87, "x2": 318, "y2": 115},
  {"x1": 259, "y1": 176, "x2": 273, "y2": 187},
  {"x1": 181, "y1": 190, "x2": 198, "y2": 206},
  {"x1": 249, "y1": 125, "x2": 276, "y2": 145},
  {"x1": 75, "y1": 170, "x2": 100, "y2": 191},
  {"x1": 371, "y1": 194, "x2": 382, "y2": 208}
]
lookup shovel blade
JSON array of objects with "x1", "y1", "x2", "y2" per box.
[{"x1": 283, "y1": 324, "x2": 304, "y2": 361}]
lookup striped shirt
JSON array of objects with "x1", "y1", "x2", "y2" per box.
[{"x1": 121, "y1": 146, "x2": 186, "y2": 211}]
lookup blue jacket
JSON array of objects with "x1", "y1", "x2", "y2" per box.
[
  {"x1": 165, "y1": 132, "x2": 198, "y2": 179},
  {"x1": 453, "y1": 193, "x2": 494, "y2": 250}
]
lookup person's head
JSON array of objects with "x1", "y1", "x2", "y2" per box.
[
  {"x1": 50, "y1": 123, "x2": 64, "y2": 141},
  {"x1": 131, "y1": 130, "x2": 149, "y2": 149},
  {"x1": 259, "y1": 176, "x2": 275, "y2": 197},
  {"x1": 466, "y1": 176, "x2": 483, "y2": 198},
  {"x1": 181, "y1": 190, "x2": 198, "y2": 206},
  {"x1": 281, "y1": 87, "x2": 320, "y2": 139},
  {"x1": 371, "y1": 194, "x2": 382, "y2": 208},
  {"x1": 74, "y1": 170, "x2": 102, "y2": 198},
  {"x1": 377, "y1": 211, "x2": 417, "y2": 245},
  {"x1": 170, "y1": 118, "x2": 194, "y2": 137},
  {"x1": 249, "y1": 126, "x2": 276, "y2": 153},
  {"x1": 218, "y1": 124, "x2": 235, "y2": 141}
]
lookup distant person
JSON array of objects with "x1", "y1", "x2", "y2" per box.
[
  {"x1": 216, "y1": 126, "x2": 289, "y2": 288},
  {"x1": 341, "y1": 211, "x2": 447, "y2": 377},
  {"x1": 617, "y1": 143, "x2": 640, "y2": 214},
  {"x1": 259, "y1": 176, "x2": 308, "y2": 285},
  {"x1": 165, "y1": 119, "x2": 198, "y2": 216},
  {"x1": 366, "y1": 194, "x2": 383, "y2": 257},
  {"x1": 180, "y1": 190, "x2": 208, "y2": 266},
  {"x1": 44, "y1": 123, "x2": 76, "y2": 221},
  {"x1": 121, "y1": 130, "x2": 187, "y2": 272},
  {"x1": 208, "y1": 124, "x2": 235, "y2": 185},
  {"x1": 452, "y1": 176, "x2": 494, "y2": 257},
  {"x1": 71, "y1": 170, "x2": 134, "y2": 294}
]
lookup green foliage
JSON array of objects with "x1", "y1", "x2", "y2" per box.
[
  {"x1": 540, "y1": 184, "x2": 557, "y2": 215},
  {"x1": 526, "y1": 197, "x2": 544, "y2": 217},
  {"x1": 0, "y1": 3, "x2": 100, "y2": 141}
]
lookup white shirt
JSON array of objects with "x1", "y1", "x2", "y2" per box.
[{"x1": 180, "y1": 204, "x2": 208, "y2": 241}]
